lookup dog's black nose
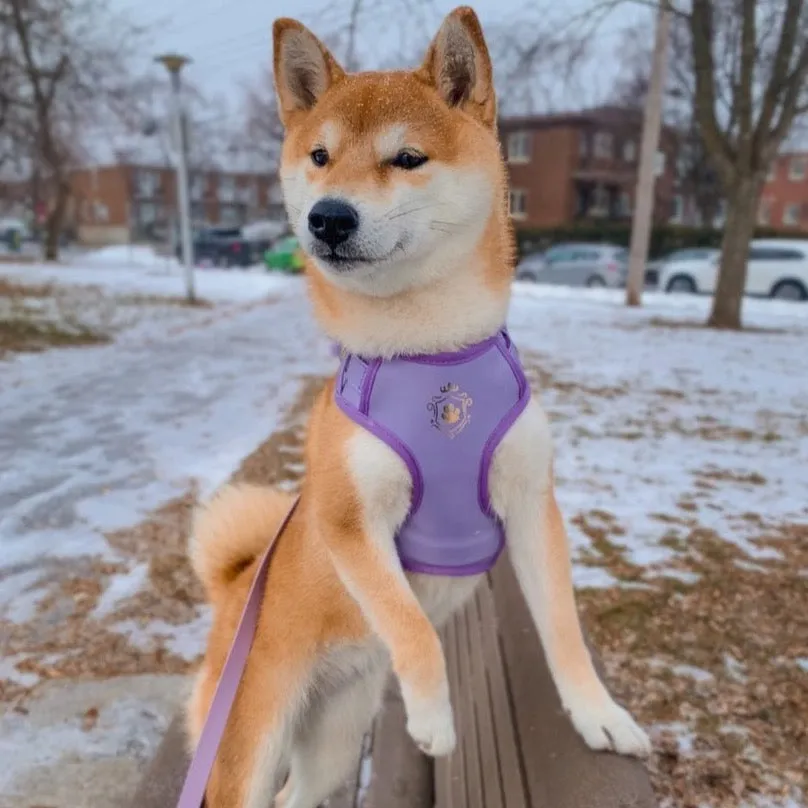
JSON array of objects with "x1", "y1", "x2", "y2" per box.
[{"x1": 308, "y1": 199, "x2": 359, "y2": 248}]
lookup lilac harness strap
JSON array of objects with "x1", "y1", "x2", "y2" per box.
[
  {"x1": 176, "y1": 497, "x2": 300, "y2": 808},
  {"x1": 335, "y1": 330, "x2": 530, "y2": 576}
]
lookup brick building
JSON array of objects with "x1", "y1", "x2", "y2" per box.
[
  {"x1": 70, "y1": 164, "x2": 283, "y2": 246},
  {"x1": 758, "y1": 152, "x2": 808, "y2": 231},
  {"x1": 499, "y1": 106, "x2": 678, "y2": 229}
]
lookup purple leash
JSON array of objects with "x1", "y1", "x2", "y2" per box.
[{"x1": 176, "y1": 497, "x2": 300, "y2": 808}]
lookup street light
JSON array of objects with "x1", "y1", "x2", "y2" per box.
[{"x1": 156, "y1": 53, "x2": 195, "y2": 303}]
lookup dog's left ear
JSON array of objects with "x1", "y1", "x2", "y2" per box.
[
  {"x1": 273, "y1": 18, "x2": 345, "y2": 126},
  {"x1": 420, "y1": 6, "x2": 496, "y2": 128}
]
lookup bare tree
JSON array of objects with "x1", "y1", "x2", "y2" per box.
[
  {"x1": 0, "y1": 0, "x2": 153, "y2": 260},
  {"x1": 681, "y1": 0, "x2": 808, "y2": 328}
]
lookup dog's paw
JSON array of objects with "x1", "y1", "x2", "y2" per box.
[
  {"x1": 406, "y1": 700, "x2": 456, "y2": 757},
  {"x1": 564, "y1": 692, "x2": 651, "y2": 758}
]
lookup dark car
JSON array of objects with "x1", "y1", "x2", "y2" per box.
[{"x1": 176, "y1": 226, "x2": 270, "y2": 269}]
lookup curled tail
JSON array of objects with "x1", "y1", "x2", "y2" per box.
[{"x1": 190, "y1": 483, "x2": 295, "y2": 603}]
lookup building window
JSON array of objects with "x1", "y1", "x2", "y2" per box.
[
  {"x1": 671, "y1": 194, "x2": 684, "y2": 223},
  {"x1": 268, "y1": 183, "x2": 284, "y2": 205},
  {"x1": 623, "y1": 140, "x2": 636, "y2": 163},
  {"x1": 507, "y1": 131, "x2": 531, "y2": 163},
  {"x1": 137, "y1": 201, "x2": 157, "y2": 226},
  {"x1": 190, "y1": 173, "x2": 206, "y2": 202},
  {"x1": 713, "y1": 199, "x2": 727, "y2": 227},
  {"x1": 220, "y1": 204, "x2": 244, "y2": 227},
  {"x1": 218, "y1": 176, "x2": 236, "y2": 203},
  {"x1": 135, "y1": 169, "x2": 160, "y2": 198},
  {"x1": 783, "y1": 203, "x2": 801, "y2": 226},
  {"x1": 191, "y1": 202, "x2": 206, "y2": 224},
  {"x1": 92, "y1": 201, "x2": 109, "y2": 223},
  {"x1": 788, "y1": 157, "x2": 806, "y2": 181},
  {"x1": 579, "y1": 133, "x2": 588, "y2": 157},
  {"x1": 653, "y1": 150, "x2": 666, "y2": 177},
  {"x1": 766, "y1": 162, "x2": 777, "y2": 182},
  {"x1": 758, "y1": 198, "x2": 771, "y2": 226},
  {"x1": 591, "y1": 184, "x2": 609, "y2": 216},
  {"x1": 236, "y1": 182, "x2": 258, "y2": 207},
  {"x1": 509, "y1": 189, "x2": 527, "y2": 219},
  {"x1": 593, "y1": 132, "x2": 613, "y2": 159},
  {"x1": 617, "y1": 191, "x2": 632, "y2": 216}
]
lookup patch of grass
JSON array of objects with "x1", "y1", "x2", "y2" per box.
[
  {"x1": 115, "y1": 293, "x2": 212, "y2": 309},
  {"x1": 577, "y1": 521, "x2": 808, "y2": 806},
  {"x1": 0, "y1": 317, "x2": 109, "y2": 356},
  {"x1": 0, "y1": 279, "x2": 53, "y2": 299}
]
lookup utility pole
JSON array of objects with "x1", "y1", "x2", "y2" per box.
[
  {"x1": 156, "y1": 53, "x2": 195, "y2": 303},
  {"x1": 625, "y1": 0, "x2": 671, "y2": 307}
]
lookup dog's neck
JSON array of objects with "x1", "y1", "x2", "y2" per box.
[{"x1": 307, "y1": 257, "x2": 511, "y2": 359}]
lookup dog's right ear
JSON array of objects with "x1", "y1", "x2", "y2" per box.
[{"x1": 273, "y1": 19, "x2": 344, "y2": 126}]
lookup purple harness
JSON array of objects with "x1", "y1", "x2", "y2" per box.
[{"x1": 335, "y1": 330, "x2": 530, "y2": 576}]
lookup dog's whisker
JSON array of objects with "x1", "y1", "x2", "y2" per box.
[{"x1": 386, "y1": 202, "x2": 443, "y2": 220}]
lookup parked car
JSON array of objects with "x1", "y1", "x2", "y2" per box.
[
  {"x1": 660, "y1": 239, "x2": 808, "y2": 301},
  {"x1": 176, "y1": 226, "x2": 269, "y2": 268},
  {"x1": 515, "y1": 243, "x2": 628, "y2": 288},
  {"x1": 645, "y1": 247, "x2": 719, "y2": 288},
  {"x1": 264, "y1": 235, "x2": 304, "y2": 273}
]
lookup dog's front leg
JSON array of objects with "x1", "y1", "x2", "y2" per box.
[
  {"x1": 490, "y1": 398, "x2": 651, "y2": 758},
  {"x1": 317, "y1": 429, "x2": 455, "y2": 757}
]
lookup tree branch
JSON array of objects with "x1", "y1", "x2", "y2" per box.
[
  {"x1": 767, "y1": 38, "x2": 808, "y2": 159},
  {"x1": 690, "y1": 0, "x2": 735, "y2": 184}
]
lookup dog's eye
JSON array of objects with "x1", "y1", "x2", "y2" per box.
[
  {"x1": 311, "y1": 148, "x2": 329, "y2": 167},
  {"x1": 391, "y1": 151, "x2": 428, "y2": 170}
]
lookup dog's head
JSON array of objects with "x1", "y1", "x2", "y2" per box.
[{"x1": 272, "y1": 6, "x2": 507, "y2": 298}]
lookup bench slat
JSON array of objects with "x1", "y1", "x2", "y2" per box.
[
  {"x1": 477, "y1": 580, "x2": 530, "y2": 808},
  {"x1": 491, "y1": 560, "x2": 657, "y2": 808},
  {"x1": 456, "y1": 606, "x2": 486, "y2": 807},
  {"x1": 468, "y1": 589, "x2": 506, "y2": 808}
]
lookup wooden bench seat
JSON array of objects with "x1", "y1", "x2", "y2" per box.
[{"x1": 129, "y1": 559, "x2": 655, "y2": 808}]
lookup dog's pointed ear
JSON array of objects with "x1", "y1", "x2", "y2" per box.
[
  {"x1": 420, "y1": 6, "x2": 496, "y2": 128},
  {"x1": 273, "y1": 18, "x2": 345, "y2": 125}
]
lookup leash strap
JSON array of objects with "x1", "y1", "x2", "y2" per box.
[{"x1": 176, "y1": 496, "x2": 301, "y2": 808}]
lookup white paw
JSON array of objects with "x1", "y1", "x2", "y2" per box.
[
  {"x1": 564, "y1": 692, "x2": 651, "y2": 758},
  {"x1": 406, "y1": 700, "x2": 456, "y2": 757}
]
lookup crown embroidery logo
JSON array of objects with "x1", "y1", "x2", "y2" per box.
[{"x1": 427, "y1": 382, "x2": 473, "y2": 438}]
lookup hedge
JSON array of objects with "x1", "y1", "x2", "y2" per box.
[{"x1": 514, "y1": 224, "x2": 795, "y2": 260}]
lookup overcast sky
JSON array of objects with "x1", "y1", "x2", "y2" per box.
[{"x1": 114, "y1": 0, "x2": 652, "y2": 112}]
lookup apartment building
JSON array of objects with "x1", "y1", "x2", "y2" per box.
[{"x1": 499, "y1": 106, "x2": 678, "y2": 229}]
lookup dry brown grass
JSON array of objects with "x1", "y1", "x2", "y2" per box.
[{"x1": 577, "y1": 521, "x2": 808, "y2": 807}]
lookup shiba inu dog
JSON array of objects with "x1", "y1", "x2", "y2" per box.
[{"x1": 186, "y1": 7, "x2": 651, "y2": 808}]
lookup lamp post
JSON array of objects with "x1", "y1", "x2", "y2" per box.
[{"x1": 156, "y1": 53, "x2": 195, "y2": 303}]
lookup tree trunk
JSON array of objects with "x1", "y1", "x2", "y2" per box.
[
  {"x1": 707, "y1": 175, "x2": 761, "y2": 330},
  {"x1": 44, "y1": 180, "x2": 69, "y2": 261}
]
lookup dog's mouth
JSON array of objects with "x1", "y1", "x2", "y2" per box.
[{"x1": 310, "y1": 241, "x2": 407, "y2": 272}]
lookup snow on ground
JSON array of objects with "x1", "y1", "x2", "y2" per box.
[
  {"x1": 1, "y1": 271, "x2": 807, "y2": 806},
  {"x1": 507, "y1": 285, "x2": 808, "y2": 580},
  {"x1": 0, "y1": 250, "x2": 284, "y2": 305}
]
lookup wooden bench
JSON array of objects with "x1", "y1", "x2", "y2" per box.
[{"x1": 130, "y1": 559, "x2": 655, "y2": 808}]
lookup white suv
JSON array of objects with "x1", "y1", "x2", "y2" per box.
[{"x1": 660, "y1": 238, "x2": 808, "y2": 301}]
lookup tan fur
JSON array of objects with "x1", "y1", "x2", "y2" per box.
[{"x1": 188, "y1": 8, "x2": 650, "y2": 808}]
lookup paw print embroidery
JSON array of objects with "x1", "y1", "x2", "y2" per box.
[
  {"x1": 442, "y1": 403, "x2": 461, "y2": 424},
  {"x1": 428, "y1": 382, "x2": 473, "y2": 438}
]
